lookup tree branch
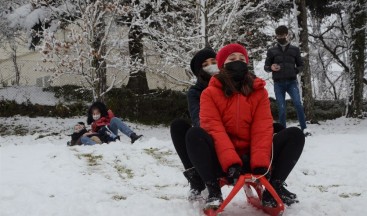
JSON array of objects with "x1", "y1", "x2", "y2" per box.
[{"x1": 309, "y1": 33, "x2": 349, "y2": 72}]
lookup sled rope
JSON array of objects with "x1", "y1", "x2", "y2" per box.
[{"x1": 250, "y1": 140, "x2": 274, "y2": 181}]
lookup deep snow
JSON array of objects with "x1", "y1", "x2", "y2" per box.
[{"x1": 0, "y1": 116, "x2": 366, "y2": 216}]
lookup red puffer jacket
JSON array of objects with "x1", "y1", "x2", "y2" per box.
[
  {"x1": 200, "y1": 77, "x2": 273, "y2": 173},
  {"x1": 91, "y1": 110, "x2": 115, "y2": 132}
]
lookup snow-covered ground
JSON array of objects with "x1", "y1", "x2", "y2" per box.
[
  {"x1": 0, "y1": 116, "x2": 366, "y2": 216},
  {"x1": 0, "y1": 86, "x2": 63, "y2": 105}
]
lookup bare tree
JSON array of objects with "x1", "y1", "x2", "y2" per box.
[
  {"x1": 309, "y1": 1, "x2": 366, "y2": 117},
  {"x1": 0, "y1": 2, "x2": 28, "y2": 86},
  {"x1": 38, "y1": 0, "x2": 127, "y2": 101},
  {"x1": 309, "y1": 16, "x2": 329, "y2": 99},
  {"x1": 117, "y1": 1, "x2": 150, "y2": 94},
  {"x1": 144, "y1": 0, "x2": 270, "y2": 85}
]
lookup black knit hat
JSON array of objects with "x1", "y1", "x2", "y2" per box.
[{"x1": 190, "y1": 48, "x2": 216, "y2": 76}]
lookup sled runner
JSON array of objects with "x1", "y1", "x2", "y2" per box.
[{"x1": 204, "y1": 174, "x2": 285, "y2": 216}]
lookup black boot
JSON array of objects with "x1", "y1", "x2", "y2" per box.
[
  {"x1": 130, "y1": 133, "x2": 143, "y2": 144},
  {"x1": 204, "y1": 180, "x2": 223, "y2": 210},
  {"x1": 183, "y1": 167, "x2": 206, "y2": 201},
  {"x1": 262, "y1": 189, "x2": 277, "y2": 208},
  {"x1": 272, "y1": 180, "x2": 298, "y2": 201},
  {"x1": 263, "y1": 180, "x2": 298, "y2": 207}
]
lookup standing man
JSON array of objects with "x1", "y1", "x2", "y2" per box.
[{"x1": 264, "y1": 25, "x2": 309, "y2": 135}]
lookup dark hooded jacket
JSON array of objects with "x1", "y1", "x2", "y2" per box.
[
  {"x1": 69, "y1": 128, "x2": 88, "y2": 146},
  {"x1": 264, "y1": 43, "x2": 304, "y2": 82},
  {"x1": 187, "y1": 80, "x2": 207, "y2": 127}
]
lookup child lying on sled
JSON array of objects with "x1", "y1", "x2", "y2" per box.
[
  {"x1": 81, "y1": 125, "x2": 120, "y2": 145},
  {"x1": 67, "y1": 122, "x2": 102, "y2": 146},
  {"x1": 67, "y1": 121, "x2": 120, "y2": 146}
]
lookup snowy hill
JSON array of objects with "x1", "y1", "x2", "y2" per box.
[{"x1": 0, "y1": 116, "x2": 366, "y2": 216}]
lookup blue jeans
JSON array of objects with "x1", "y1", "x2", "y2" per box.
[
  {"x1": 274, "y1": 80, "x2": 307, "y2": 130},
  {"x1": 80, "y1": 117, "x2": 134, "y2": 145},
  {"x1": 109, "y1": 117, "x2": 134, "y2": 137},
  {"x1": 80, "y1": 136, "x2": 97, "y2": 145}
]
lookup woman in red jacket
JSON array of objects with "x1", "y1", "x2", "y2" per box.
[{"x1": 186, "y1": 43, "x2": 305, "y2": 210}]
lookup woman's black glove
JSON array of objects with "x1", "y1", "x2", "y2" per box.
[
  {"x1": 227, "y1": 164, "x2": 242, "y2": 185},
  {"x1": 252, "y1": 167, "x2": 271, "y2": 179}
]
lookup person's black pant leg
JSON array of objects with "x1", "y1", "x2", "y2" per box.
[
  {"x1": 271, "y1": 127, "x2": 305, "y2": 181},
  {"x1": 170, "y1": 119, "x2": 193, "y2": 169},
  {"x1": 186, "y1": 127, "x2": 222, "y2": 182}
]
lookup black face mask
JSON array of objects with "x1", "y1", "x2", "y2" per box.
[
  {"x1": 224, "y1": 61, "x2": 249, "y2": 82},
  {"x1": 277, "y1": 38, "x2": 287, "y2": 45}
]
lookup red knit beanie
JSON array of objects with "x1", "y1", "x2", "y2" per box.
[{"x1": 216, "y1": 43, "x2": 249, "y2": 69}]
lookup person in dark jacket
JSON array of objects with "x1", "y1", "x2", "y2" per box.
[
  {"x1": 264, "y1": 25, "x2": 309, "y2": 135},
  {"x1": 80, "y1": 101, "x2": 142, "y2": 145},
  {"x1": 170, "y1": 47, "x2": 219, "y2": 201},
  {"x1": 67, "y1": 122, "x2": 103, "y2": 146},
  {"x1": 67, "y1": 122, "x2": 89, "y2": 146}
]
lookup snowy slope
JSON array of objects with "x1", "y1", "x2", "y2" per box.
[{"x1": 0, "y1": 117, "x2": 366, "y2": 216}]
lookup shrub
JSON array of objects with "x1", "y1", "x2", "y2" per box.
[
  {"x1": 43, "y1": 85, "x2": 93, "y2": 102},
  {"x1": 106, "y1": 87, "x2": 189, "y2": 125},
  {"x1": 2, "y1": 86, "x2": 366, "y2": 125}
]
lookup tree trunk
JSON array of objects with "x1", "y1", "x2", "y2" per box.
[
  {"x1": 11, "y1": 48, "x2": 20, "y2": 86},
  {"x1": 297, "y1": 0, "x2": 315, "y2": 122},
  {"x1": 92, "y1": 57, "x2": 107, "y2": 102},
  {"x1": 318, "y1": 53, "x2": 329, "y2": 99},
  {"x1": 313, "y1": 18, "x2": 327, "y2": 99},
  {"x1": 200, "y1": 0, "x2": 209, "y2": 47},
  {"x1": 92, "y1": 18, "x2": 107, "y2": 102},
  {"x1": 346, "y1": 0, "x2": 366, "y2": 118},
  {"x1": 127, "y1": 24, "x2": 149, "y2": 94}
]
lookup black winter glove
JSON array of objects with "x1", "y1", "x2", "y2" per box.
[
  {"x1": 227, "y1": 164, "x2": 242, "y2": 185},
  {"x1": 252, "y1": 167, "x2": 271, "y2": 179}
]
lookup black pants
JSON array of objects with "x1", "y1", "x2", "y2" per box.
[
  {"x1": 271, "y1": 125, "x2": 305, "y2": 181},
  {"x1": 185, "y1": 127, "x2": 223, "y2": 182},
  {"x1": 184, "y1": 122, "x2": 305, "y2": 183},
  {"x1": 170, "y1": 119, "x2": 222, "y2": 182},
  {"x1": 170, "y1": 119, "x2": 195, "y2": 170}
]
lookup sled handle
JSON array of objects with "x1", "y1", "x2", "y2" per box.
[
  {"x1": 206, "y1": 174, "x2": 285, "y2": 216},
  {"x1": 215, "y1": 175, "x2": 246, "y2": 213}
]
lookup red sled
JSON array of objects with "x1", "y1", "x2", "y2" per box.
[{"x1": 204, "y1": 174, "x2": 285, "y2": 216}]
